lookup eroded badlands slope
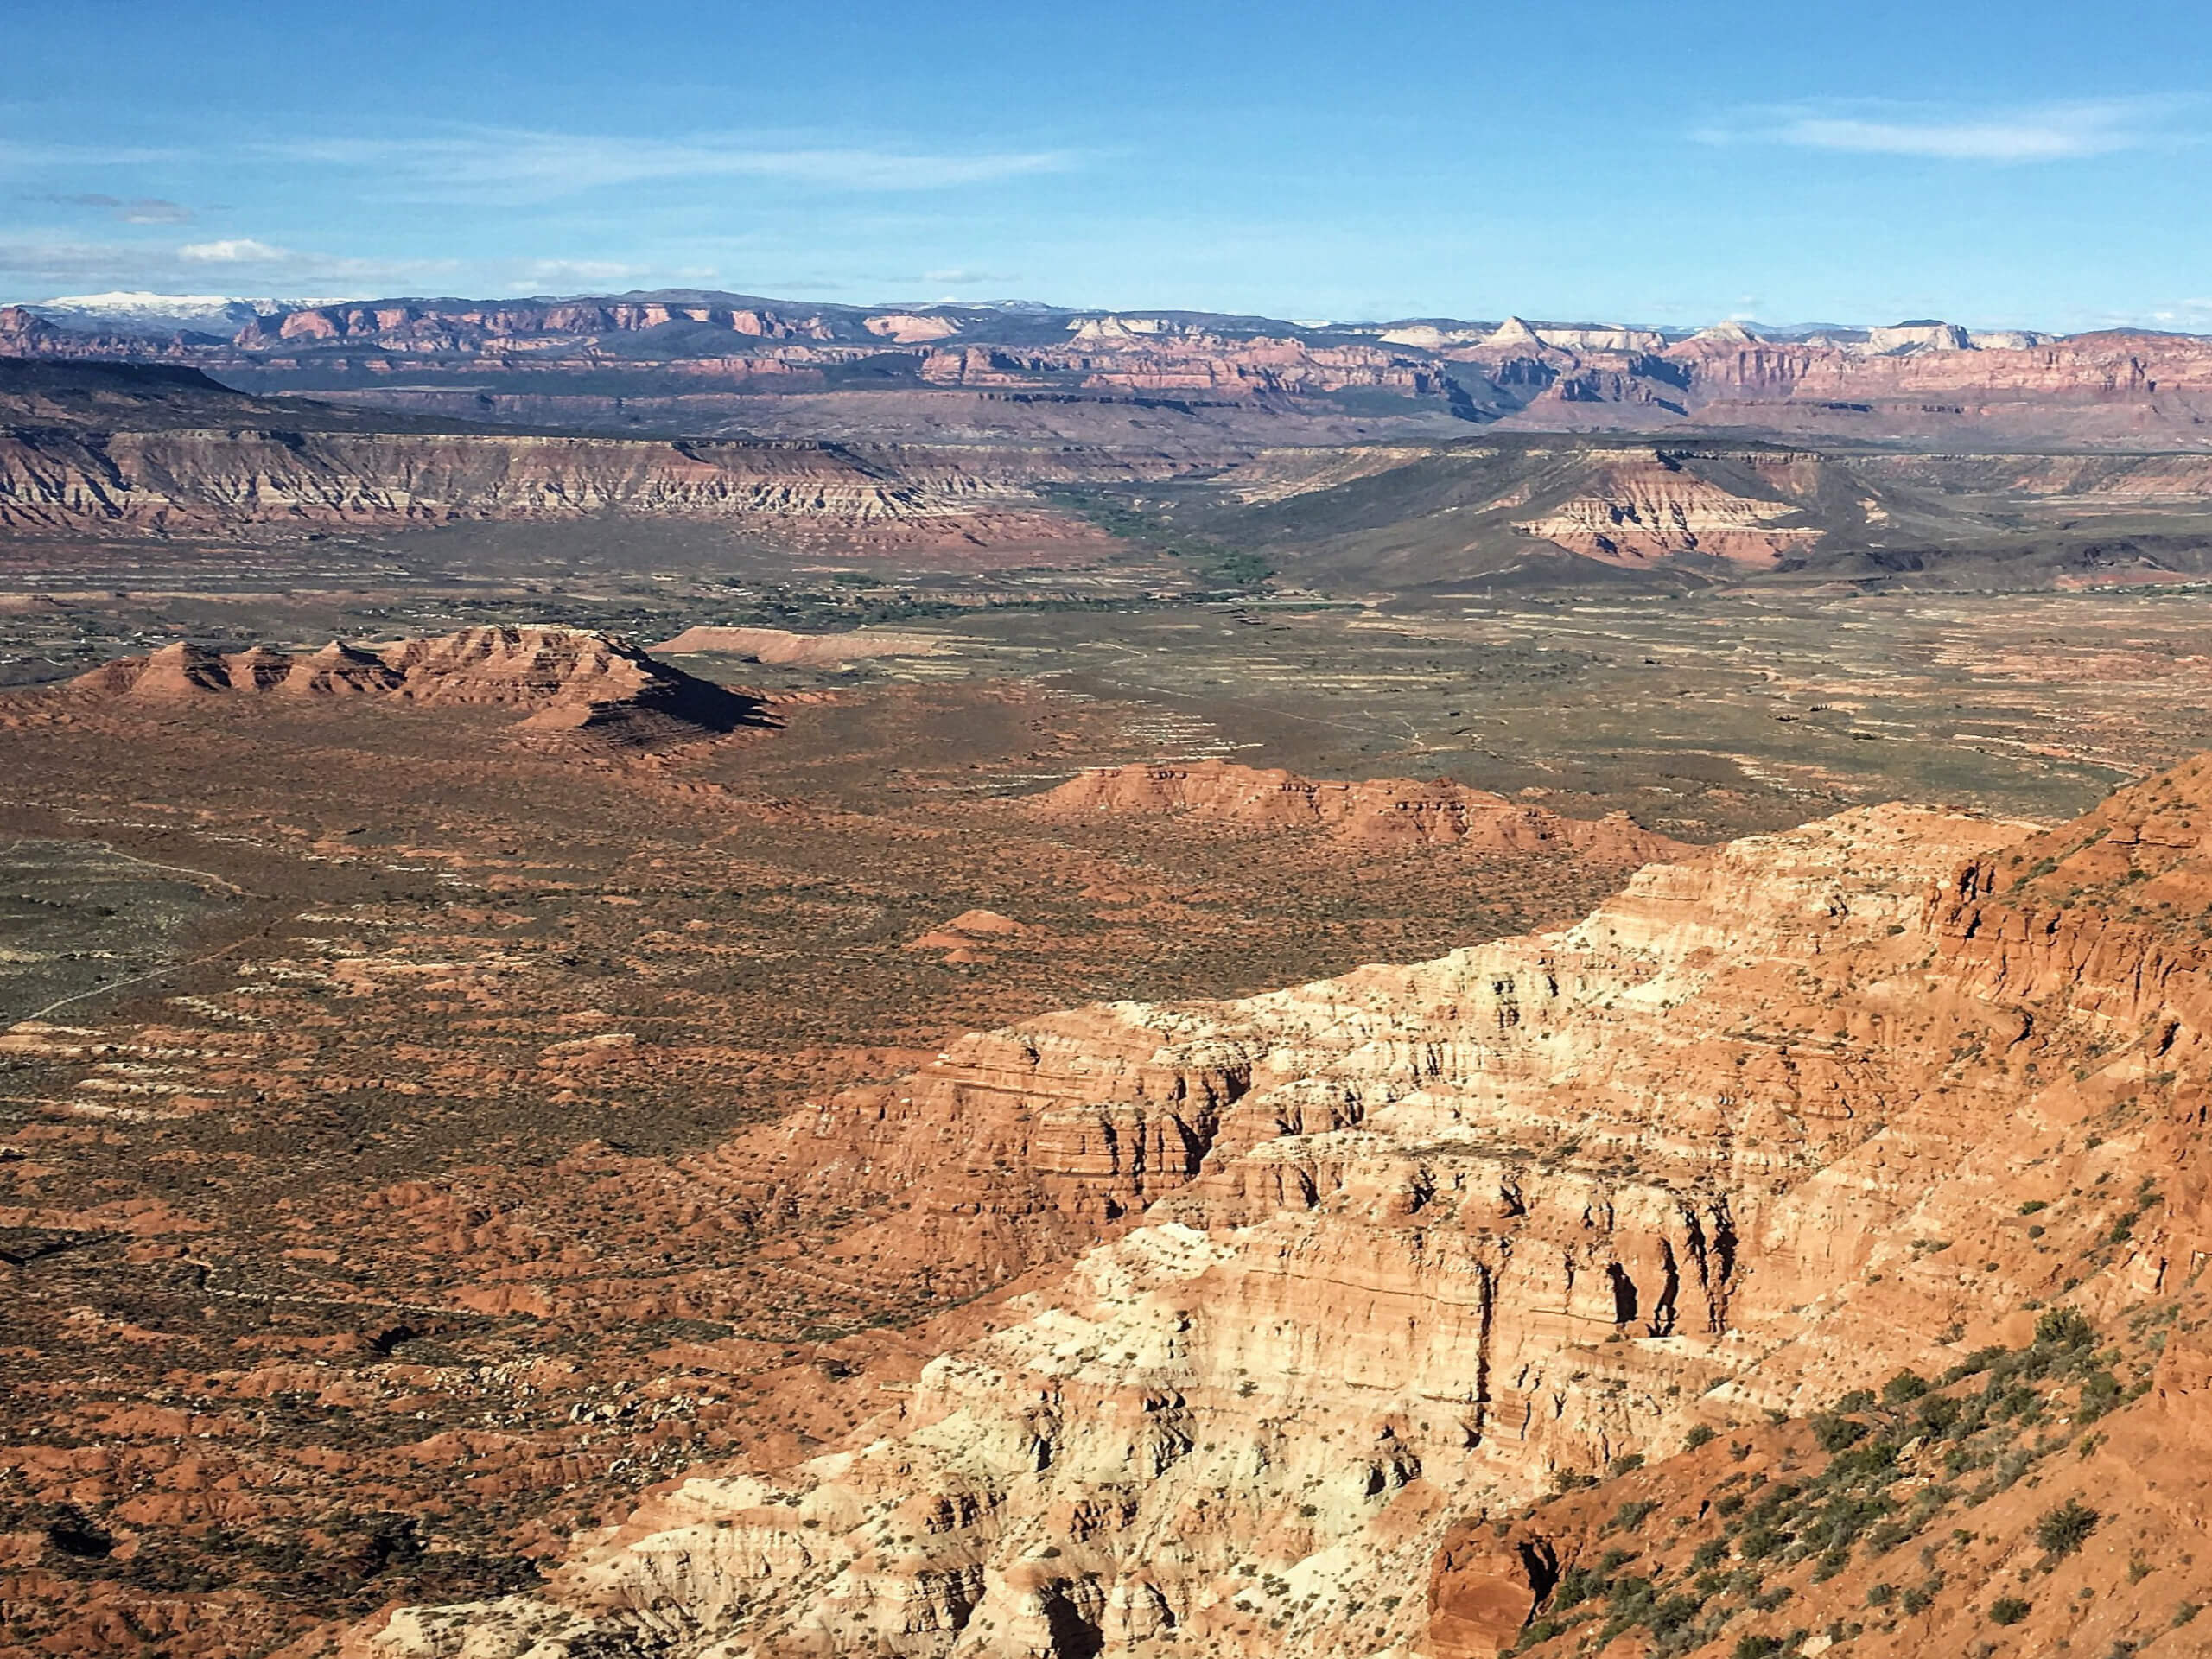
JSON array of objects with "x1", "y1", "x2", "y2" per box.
[
  {"x1": 359, "y1": 757, "x2": 2212, "y2": 1658},
  {"x1": 52, "y1": 626, "x2": 772, "y2": 747}
]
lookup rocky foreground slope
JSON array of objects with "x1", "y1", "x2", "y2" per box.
[{"x1": 351, "y1": 755, "x2": 2212, "y2": 1657}]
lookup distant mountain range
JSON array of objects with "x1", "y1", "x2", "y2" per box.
[
  {"x1": 21, "y1": 290, "x2": 363, "y2": 338},
  {"x1": 5, "y1": 288, "x2": 2082, "y2": 347},
  {"x1": 0, "y1": 287, "x2": 2202, "y2": 448}
]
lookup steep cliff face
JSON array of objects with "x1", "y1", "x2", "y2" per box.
[
  {"x1": 236, "y1": 297, "x2": 848, "y2": 349},
  {"x1": 56, "y1": 627, "x2": 772, "y2": 747},
  {"x1": 0, "y1": 426, "x2": 1136, "y2": 549},
  {"x1": 353, "y1": 753, "x2": 2212, "y2": 1659},
  {"x1": 1503, "y1": 455, "x2": 1823, "y2": 566},
  {"x1": 1552, "y1": 330, "x2": 2212, "y2": 441}
]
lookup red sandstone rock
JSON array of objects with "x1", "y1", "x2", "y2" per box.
[
  {"x1": 1032, "y1": 760, "x2": 1681, "y2": 860},
  {"x1": 64, "y1": 627, "x2": 772, "y2": 748}
]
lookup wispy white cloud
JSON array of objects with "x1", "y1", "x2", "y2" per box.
[
  {"x1": 0, "y1": 234, "x2": 458, "y2": 301},
  {"x1": 500, "y1": 259, "x2": 649, "y2": 292},
  {"x1": 923, "y1": 266, "x2": 1017, "y2": 286},
  {"x1": 33, "y1": 192, "x2": 193, "y2": 224},
  {"x1": 2091, "y1": 298, "x2": 2212, "y2": 332},
  {"x1": 178, "y1": 237, "x2": 290, "y2": 263},
  {"x1": 1698, "y1": 96, "x2": 2198, "y2": 162},
  {"x1": 0, "y1": 139, "x2": 187, "y2": 168},
  {"x1": 0, "y1": 239, "x2": 167, "y2": 289},
  {"x1": 256, "y1": 127, "x2": 1076, "y2": 202}
]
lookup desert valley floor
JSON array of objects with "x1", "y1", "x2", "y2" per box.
[{"x1": 5, "y1": 337, "x2": 2212, "y2": 1659}]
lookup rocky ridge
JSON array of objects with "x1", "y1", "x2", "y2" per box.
[
  {"x1": 352, "y1": 753, "x2": 2212, "y2": 1659},
  {"x1": 1031, "y1": 760, "x2": 1681, "y2": 859},
  {"x1": 0, "y1": 426, "x2": 1150, "y2": 550},
  {"x1": 55, "y1": 626, "x2": 772, "y2": 747}
]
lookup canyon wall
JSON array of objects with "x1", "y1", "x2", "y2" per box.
[
  {"x1": 354, "y1": 753, "x2": 2212, "y2": 1659},
  {"x1": 0, "y1": 423, "x2": 1180, "y2": 550}
]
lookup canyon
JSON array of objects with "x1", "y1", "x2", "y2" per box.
[{"x1": 10, "y1": 283, "x2": 2212, "y2": 1659}]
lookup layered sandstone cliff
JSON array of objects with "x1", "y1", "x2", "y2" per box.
[
  {"x1": 0, "y1": 426, "x2": 1122, "y2": 546},
  {"x1": 354, "y1": 755, "x2": 2212, "y2": 1659}
]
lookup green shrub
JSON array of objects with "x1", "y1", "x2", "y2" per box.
[
  {"x1": 2078, "y1": 1371, "x2": 2122, "y2": 1421},
  {"x1": 2035, "y1": 1308, "x2": 2096, "y2": 1352},
  {"x1": 2033, "y1": 1500, "x2": 2099, "y2": 1559},
  {"x1": 1989, "y1": 1597, "x2": 2031, "y2": 1625},
  {"x1": 1882, "y1": 1370, "x2": 1931, "y2": 1405},
  {"x1": 1684, "y1": 1424, "x2": 1718, "y2": 1451},
  {"x1": 1814, "y1": 1414, "x2": 1869, "y2": 1452},
  {"x1": 1610, "y1": 1499, "x2": 1657, "y2": 1533},
  {"x1": 1917, "y1": 1395, "x2": 1964, "y2": 1434},
  {"x1": 1732, "y1": 1637, "x2": 1783, "y2": 1659},
  {"x1": 1738, "y1": 1526, "x2": 1789, "y2": 1560}
]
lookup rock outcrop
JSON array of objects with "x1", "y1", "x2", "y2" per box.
[
  {"x1": 64, "y1": 627, "x2": 772, "y2": 747},
  {"x1": 353, "y1": 751, "x2": 2212, "y2": 1658},
  {"x1": 1031, "y1": 760, "x2": 1681, "y2": 860},
  {"x1": 0, "y1": 426, "x2": 1133, "y2": 549},
  {"x1": 1505, "y1": 455, "x2": 1823, "y2": 566}
]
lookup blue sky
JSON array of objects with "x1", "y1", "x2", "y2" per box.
[{"x1": 3, "y1": 0, "x2": 2208, "y2": 331}]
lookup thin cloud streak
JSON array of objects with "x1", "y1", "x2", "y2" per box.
[
  {"x1": 0, "y1": 235, "x2": 460, "y2": 298},
  {"x1": 33, "y1": 193, "x2": 194, "y2": 223},
  {"x1": 1698, "y1": 96, "x2": 2198, "y2": 162},
  {"x1": 256, "y1": 127, "x2": 1078, "y2": 201}
]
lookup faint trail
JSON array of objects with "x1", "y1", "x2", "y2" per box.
[
  {"x1": 2, "y1": 836, "x2": 262, "y2": 1023},
  {"x1": 76, "y1": 842, "x2": 251, "y2": 897},
  {"x1": 14, "y1": 936, "x2": 256, "y2": 1025}
]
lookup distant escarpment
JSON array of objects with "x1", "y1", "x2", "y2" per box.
[
  {"x1": 19, "y1": 292, "x2": 2212, "y2": 445},
  {"x1": 0, "y1": 358, "x2": 1197, "y2": 550},
  {"x1": 357, "y1": 747, "x2": 2212, "y2": 1659},
  {"x1": 0, "y1": 425, "x2": 1161, "y2": 550},
  {"x1": 48, "y1": 626, "x2": 772, "y2": 747},
  {"x1": 1033, "y1": 760, "x2": 1681, "y2": 860}
]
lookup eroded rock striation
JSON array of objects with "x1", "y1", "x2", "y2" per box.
[{"x1": 353, "y1": 756, "x2": 2212, "y2": 1658}]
